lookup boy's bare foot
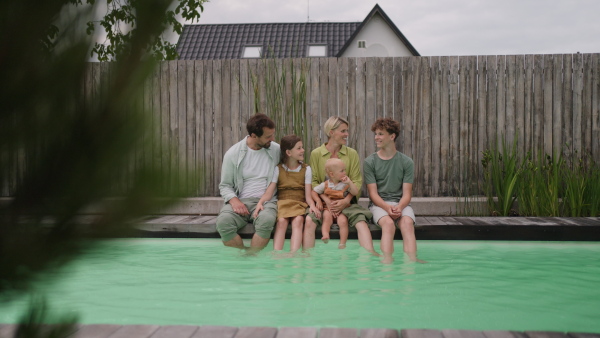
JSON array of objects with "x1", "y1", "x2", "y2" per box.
[
  {"x1": 338, "y1": 243, "x2": 346, "y2": 249},
  {"x1": 321, "y1": 235, "x2": 329, "y2": 243}
]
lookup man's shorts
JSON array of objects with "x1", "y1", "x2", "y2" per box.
[
  {"x1": 369, "y1": 201, "x2": 416, "y2": 226},
  {"x1": 216, "y1": 197, "x2": 277, "y2": 242}
]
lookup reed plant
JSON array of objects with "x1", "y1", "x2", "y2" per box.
[
  {"x1": 516, "y1": 152, "x2": 563, "y2": 216},
  {"x1": 248, "y1": 55, "x2": 310, "y2": 158},
  {"x1": 481, "y1": 136, "x2": 521, "y2": 216},
  {"x1": 484, "y1": 137, "x2": 600, "y2": 217}
]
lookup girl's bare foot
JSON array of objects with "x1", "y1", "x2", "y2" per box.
[
  {"x1": 338, "y1": 243, "x2": 346, "y2": 249},
  {"x1": 321, "y1": 234, "x2": 329, "y2": 243}
]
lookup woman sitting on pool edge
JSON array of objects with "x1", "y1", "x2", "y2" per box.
[{"x1": 303, "y1": 116, "x2": 378, "y2": 256}]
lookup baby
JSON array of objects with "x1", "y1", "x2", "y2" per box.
[{"x1": 312, "y1": 158, "x2": 359, "y2": 249}]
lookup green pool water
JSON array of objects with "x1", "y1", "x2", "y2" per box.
[{"x1": 1, "y1": 239, "x2": 600, "y2": 332}]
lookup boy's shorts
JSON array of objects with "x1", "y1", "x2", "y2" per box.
[{"x1": 369, "y1": 201, "x2": 416, "y2": 226}]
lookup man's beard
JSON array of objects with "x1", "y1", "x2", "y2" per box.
[{"x1": 260, "y1": 141, "x2": 271, "y2": 149}]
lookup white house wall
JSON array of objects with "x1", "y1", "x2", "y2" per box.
[{"x1": 341, "y1": 14, "x2": 414, "y2": 57}]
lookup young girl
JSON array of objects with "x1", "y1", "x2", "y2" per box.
[{"x1": 253, "y1": 135, "x2": 321, "y2": 253}]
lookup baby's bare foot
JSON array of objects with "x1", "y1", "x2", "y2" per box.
[
  {"x1": 338, "y1": 243, "x2": 346, "y2": 249},
  {"x1": 321, "y1": 235, "x2": 329, "y2": 243}
]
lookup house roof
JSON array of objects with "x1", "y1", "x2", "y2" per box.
[
  {"x1": 176, "y1": 4, "x2": 419, "y2": 60},
  {"x1": 338, "y1": 4, "x2": 420, "y2": 56}
]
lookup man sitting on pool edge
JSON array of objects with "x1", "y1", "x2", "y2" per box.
[
  {"x1": 216, "y1": 113, "x2": 281, "y2": 252},
  {"x1": 364, "y1": 118, "x2": 421, "y2": 263}
]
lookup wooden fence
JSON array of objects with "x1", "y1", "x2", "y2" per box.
[{"x1": 4, "y1": 54, "x2": 600, "y2": 197}]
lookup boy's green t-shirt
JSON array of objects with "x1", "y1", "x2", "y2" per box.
[{"x1": 363, "y1": 151, "x2": 414, "y2": 203}]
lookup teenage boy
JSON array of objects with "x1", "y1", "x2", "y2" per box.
[{"x1": 363, "y1": 118, "x2": 419, "y2": 262}]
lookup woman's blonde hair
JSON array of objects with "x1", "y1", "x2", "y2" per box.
[{"x1": 323, "y1": 116, "x2": 349, "y2": 139}]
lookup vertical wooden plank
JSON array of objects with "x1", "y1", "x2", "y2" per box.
[
  {"x1": 486, "y1": 55, "x2": 498, "y2": 149},
  {"x1": 338, "y1": 57, "x2": 349, "y2": 122},
  {"x1": 496, "y1": 55, "x2": 507, "y2": 141},
  {"x1": 168, "y1": 61, "x2": 179, "y2": 193},
  {"x1": 310, "y1": 58, "x2": 321, "y2": 145},
  {"x1": 592, "y1": 54, "x2": 600, "y2": 161},
  {"x1": 572, "y1": 53, "x2": 583, "y2": 155},
  {"x1": 552, "y1": 54, "x2": 564, "y2": 155},
  {"x1": 421, "y1": 56, "x2": 432, "y2": 196},
  {"x1": 375, "y1": 57, "x2": 384, "y2": 119},
  {"x1": 185, "y1": 61, "x2": 196, "y2": 195},
  {"x1": 355, "y1": 57, "x2": 367, "y2": 161},
  {"x1": 401, "y1": 57, "x2": 413, "y2": 158},
  {"x1": 533, "y1": 55, "x2": 544, "y2": 158},
  {"x1": 524, "y1": 55, "x2": 534, "y2": 154},
  {"x1": 477, "y1": 55, "x2": 488, "y2": 188},
  {"x1": 194, "y1": 60, "x2": 205, "y2": 196},
  {"x1": 203, "y1": 60, "x2": 215, "y2": 195},
  {"x1": 543, "y1": 54, "x2": 554, "y2": 156},
  {"x1": 152, "y1": 63, "x2": 162, "y2": 192},
  {"x1": 440, "y1": 56, "x2": 451, "y2": 195},
  {"x1": 431, "y1": 56, "x2": 441, "y2": 197},
  {"x1": 213, "y1": 60, "x2": 223, "y2": 196},
  {"x1": 515, "y1": 55, "x2": 526, "y2": 158},
  {"x1": 563, "y1": 54, "x2": 574, "y2": 159},
  {"x1": 582, "y1": 54, "x2": 593, "y2": 154},
  {"x1": 347, "y1": 58, "x2": 357, "y2": 148},
  {"x1": 160, "y1": 62, "x2": 170, "y2": 193},
  {"x1": 248, "y1": 59, "x2": 259, "y2": 116},
  {"x1": 457, "y1": 56, "x2": 468, "y2": 193},
  {"x1": 412, "y1": 56, "x2": 422, "y2": 193},
  {"x1": 505, "y1": 55, "x2": 516, "y2": 143},
  {"x1": 465, "y1": 55, "x2": 477, "y2": 193},
  {"x1": 384, "y1": 57, "x2": 394, "y2": 118},
  {"x1": 448, "y1": 56, "x2": 459, "y2": 193},
  {"x1": 319, "y1": 58, "x2": 330, "y2": 132},
  {"x1": 177, "y1": 60, "x2": 187, "y2": 190},
  {"x1": 393, "y1": 57, "x2": 403, "y2": 124},
  {"x1": 328, "y1": 57, "x2": 338, "y2": 119},
  {"x1": 221, "y1": 59, "x2": 232, "y2": 152},
  {"x1": 231, "y1": 59, "x2": 241, "y2": 144},
  {"x1": 240, "y1": 59, "x2": 251, "y2": 122},
  {"x1": 365, "y1": 57, "x2": 377, "y2": 157}
]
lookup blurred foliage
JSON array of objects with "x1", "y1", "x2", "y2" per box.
[
  {"x1": 14, "y1": 297, "x2": 78, "y2": 338},
  {"x1": 0, "y1": 0, "x2": 194, "y2": 332},
  {"x1": 46, "y1": 0, "x2": 205, "y2": 61}
]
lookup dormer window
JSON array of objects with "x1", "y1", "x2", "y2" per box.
[
  {"x1": 358, "y1": 40, "x2": 366, "y2": 48},
  {"x1": 307, "y1": 44, "x2": 327, "y2": 57},
  {"x1": 241, "y1": 45, "x2": 262, "y2": 58}
]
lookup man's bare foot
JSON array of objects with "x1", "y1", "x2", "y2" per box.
[
  {"x1": 338, "y1": 243, "x2": 346, "y2": 249},
  {"x1": 321, "y1": 235, "x2": 329, "y2": 243}
]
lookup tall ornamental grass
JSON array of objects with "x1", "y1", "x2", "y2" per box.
[
  {"x1": 481, "y1": 137, "x2": 521, "y2": 216},
  {"x1": 248, "y1": 57, "x2": 310, "y2": 157},
  {"x1": 482, "y1": 137, "x2": 600, "y2": 217}
]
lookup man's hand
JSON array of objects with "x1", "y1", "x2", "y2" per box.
[{"x1": 229, "y1": 198, "x2": 250, "y2": 216}]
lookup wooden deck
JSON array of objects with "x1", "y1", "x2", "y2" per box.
[
  {"x1": 1, "y1": 324, "x2": 598, "y2": 338},
  {"x1": 134, "y1": 216, "x2": 600, "y2": 241}
]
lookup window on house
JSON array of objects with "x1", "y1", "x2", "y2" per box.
[
  {"x1": 358, "y1": 40, "x2": 366, "y2": 48},
  {"x1": 307, "y1": 45, "x2": 327, "y2": 57},
  {"x1": 241, "y1": 46, "x2": 262, "y2": 58}
]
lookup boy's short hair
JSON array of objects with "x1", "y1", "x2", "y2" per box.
[
  {"x1": 371, "y1": 118, "x2": 400, "y2": 141},
  {"x1": 324, "y1": 158, "x2": 345, "y2": 173},
  {"x1": 324, "y1": 116, "x2": 349, "y2": 139},
  {"x1": 247, "y1": 113, "x2": 275, "y2": 137}
]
